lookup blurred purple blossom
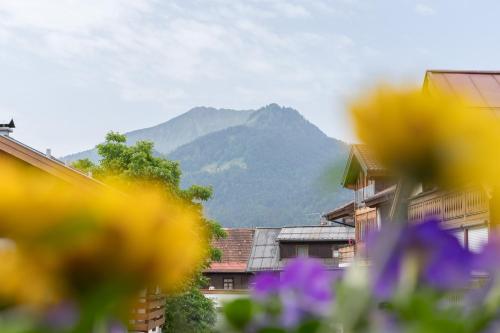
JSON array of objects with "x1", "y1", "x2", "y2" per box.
[
  {"x1": 252, "y1": 272, "x2": 280, "y2": 300},
  {"x1": 250, "y1": 258, "x2": 338, "y2": 327},
  {"x1": 107, "y1": 320, "x2": 127, "y2": 333},
  {"x1": 474, "y1": 230, "x2": 500, "y2": 274},
  {"x1": 368, "y1": 218, "x2": 474, "y2": 298},
  {"x1": 42, "y1": 301, "x2": 79, "y2": 330}
]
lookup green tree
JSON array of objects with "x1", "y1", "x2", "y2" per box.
[
  {"x1": 71, "y1": 131, "x2": 225, "y2": 331},
  {"x1": 163, "y1": 287, "x2": 217, "y2": 333}
]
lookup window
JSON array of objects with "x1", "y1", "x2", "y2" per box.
[
  {"x1": 467, "y1": 227, "x2": 488, "y2": 253},
  {"x1": 453, "y1": 226, "x2": 488, "y2": 253},
  {"x1": 333, "y1": 249, "x2": 340, "y2": 258},
  {"x1": 296, "y1": 245, "x2": 308, "y2": 257},
  {"x1": 223, "y1": 278, "x2": 234, "y2": 290}
]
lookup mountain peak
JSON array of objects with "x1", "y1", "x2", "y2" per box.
[{"x1": 247, "y1": 103, "x2": 314, "y2": 133}]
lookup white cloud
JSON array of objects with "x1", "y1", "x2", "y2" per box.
[
  {"x1": 0, "y1": 0, "x2": 366, "y2": 149},
  {"x1": 415, "y1": 3, "x2": 436, "y2": 16}
]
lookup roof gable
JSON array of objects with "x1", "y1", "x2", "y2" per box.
[{"x1": 341, "y1": 145, "x2": 386, "y2": 188}]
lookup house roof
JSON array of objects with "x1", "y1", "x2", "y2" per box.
[
  {"x1": 205, "y1": 228, "x2": 255, "y2": 273},
  {"x1": 276, "y1": 226, "x2": 355, "y2": 242},
  {"x1": 246, "y1": 228, "x2": 281, "y2": 272},
  {"x1": 341, "y1": 144, "x2": 386, "y2": 188},
  {"x1": 0, "y1": 135, "x2": 103, "y2": 190},
  {"x1": 423, "y1": 70, "x2": 500, "y2": 110},
  {"x1": 246, "y1": 226, "x2": 355, "y2": 272},
  {"x1": 323, "y1": 201, "x2": 355, "y2": 221}
]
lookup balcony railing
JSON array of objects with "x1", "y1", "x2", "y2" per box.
[
  {"x1": 129, "y1": 291, "x2": 166, "y2": 332},
  {"x1": 408, "y1": 188, "x2": 489, "y2": 226}
]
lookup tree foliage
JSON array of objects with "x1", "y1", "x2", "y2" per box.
[
  {"x1": 163, "y1": 287, "x2": 217, "y2": 333},
  {"x1": 71, "y1": 131, "x2": 225, "y2": 331}
]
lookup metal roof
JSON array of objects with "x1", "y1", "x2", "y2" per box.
[
  {"x1": 276, "y1": 226, "x2": 355, "y2": 242},
  {"x1": 424, "y1": 70, "x2": 500, "y2": 109},
  {"x1": 246, "y1": 228, "x2": 281, "y2": 272}
]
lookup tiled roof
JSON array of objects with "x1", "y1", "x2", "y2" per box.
[
  {"x1": 276, "y1": 226, "x2": 355, "y2": 242},
  {"x1": 246, "y1": 228, "x2": 281, "y2": 272},
  {"x1": 424, "y1": 70, "x2": 500, "y2": 109},
  {"x1": 353, "y1": 144, "x2": 385, "y2": 172},
  {"x1": 206, "y1": 228, "x2": 255, "y2": 273},
  {"x1": 204, "y1": 262, "x2": 248, "y2": 273}
]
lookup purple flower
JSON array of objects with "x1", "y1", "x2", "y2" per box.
[
  {"x1": 42, "y1": 301, "x2": 79, "y2": 330},
  {"x1": 251, "y1": 258, "x2": 337, "y2": 327},
  {"x1": 368, "y1": 218, "x2": 474, "y2": 298},
  {"x1": 473, "y1": 230, "x2": 500, "y2": 274},
  {"x1": 251, "y1": 272, "x2": 280, "y2": 300},
  {"x1": 107, "y1": 320, "x2": 127, "y2": 333}
]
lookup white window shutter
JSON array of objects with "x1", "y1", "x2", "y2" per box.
[{"x1": 468, "y1": 227, "x2": 489, "y2": 253}]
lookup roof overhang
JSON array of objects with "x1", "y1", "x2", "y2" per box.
[
  {"x1": 0, "y1": 135, "x2": 104, "y2": 190},
  {"x1": 323, "y1": 201, "x2": 354, "y2": 221},
  {"x1": 341, "y1": 145, "x2": 386, "y2": 189},
  {"x1": 364, "y1": 185, "x2": 396, "y2": 208}
]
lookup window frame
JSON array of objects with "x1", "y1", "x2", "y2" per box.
[
  {"x1": 296, "y1": 244, "x2": 308, "y2": 257},
  {"x1": 223, "y1": 278, "x2": 234, "y2": 290}
]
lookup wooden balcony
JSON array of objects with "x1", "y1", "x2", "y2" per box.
[
  {"x1": 408, "y1": 187, "x2": 489, "y2": 229},
  {"x1": 338, "y1": 245, "x2": 356, "y2": 267},
  {"x1": 129, "y1": 291, "x2": 166, "y2": 332}
]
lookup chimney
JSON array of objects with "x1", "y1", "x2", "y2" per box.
[
  {"x1": 0, "y1": 119, "x2": 15, "y2": 136},
  {"x1": 46, "y1": 148, "x2": 52, "y2": 158}
]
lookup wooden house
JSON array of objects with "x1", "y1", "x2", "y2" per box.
[
  {"x1": 203, "y1": 228, "x2": 255, "y2": 291},
  {"x1": 330, "y1": 70, "x2": 500, "y2": 256},
  {"x1": 246, "y1": 226, "x2": 355, "y2": 272},
  {"x1": 202, "y1": 228, "x2": 255, "y2": 310},
  {"x1": 403, "y1": 70, "x2": 500, "y2": 251},
  {"x1": 339, "y1": 145, "x2": 395, "y2": 245}
]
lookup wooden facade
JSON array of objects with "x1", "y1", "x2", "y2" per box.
[
  {"x1": 408, "y1": 187, "x2": 489, "y2": 251},
  {"x1": 204, "y1": 272, "x2": 252, "y2": 290},
  {"x1": 278, "y1": 241, "x2": 348, "y2": 267},
  {"x1": 341, "y1": 145, "x2": 394, "y2": 245},
  {"x1": 129, "y1": 290, "x2": 166, "y2": 332}
]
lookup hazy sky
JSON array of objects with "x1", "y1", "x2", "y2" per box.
[{"x1": 0, "y1": 0, "x2": 499, "y2": 156}]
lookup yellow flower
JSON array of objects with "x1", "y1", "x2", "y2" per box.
[
  {"x1": 350, "y1": 85, "x2": 500, "y2": 187},
  {"x1": 0, "y1": 161, "x2": 208, "y2": 306},
  {"x1": 0, "y1": 245, "x2": 58, "y2": 307}
]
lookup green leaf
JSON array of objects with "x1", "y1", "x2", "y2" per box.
[
  {"x1": 224, "y1": 299, "x2": 255, "y2": 330},
  {"x1": 296, "y1": 320, "x2": 322, "y2": 333}
]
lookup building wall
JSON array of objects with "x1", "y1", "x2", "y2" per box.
[
  {"x1": 355, "y1": 207, "x2": 377, "y2": 243},
  {"x1": 279, "y1": 241, "x2": 350, "y2": 260},
  {"x1": 204, "y1": 273, "x2": 252, "y2": 290}
]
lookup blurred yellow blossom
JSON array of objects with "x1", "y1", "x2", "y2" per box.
[
  {"x1": 0, "y1": 245, "x2": 57, "y2": 307},
  {"x1": 0, "y1": 161, "x2": 208, "y2": 307},
  {"x1": 350, "y1": 85, "x2": 500, "y2": 187}
]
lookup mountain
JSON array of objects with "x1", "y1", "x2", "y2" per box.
[
  {"x1": 62, "y1": 107, "x2": 254, "y2": 162},
  {"x1": 169, "y1": 104, "x2": 350, "y2": 227},
  {"x1": 64, "y1": 104, "x2": 351, "y2": 227}
]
